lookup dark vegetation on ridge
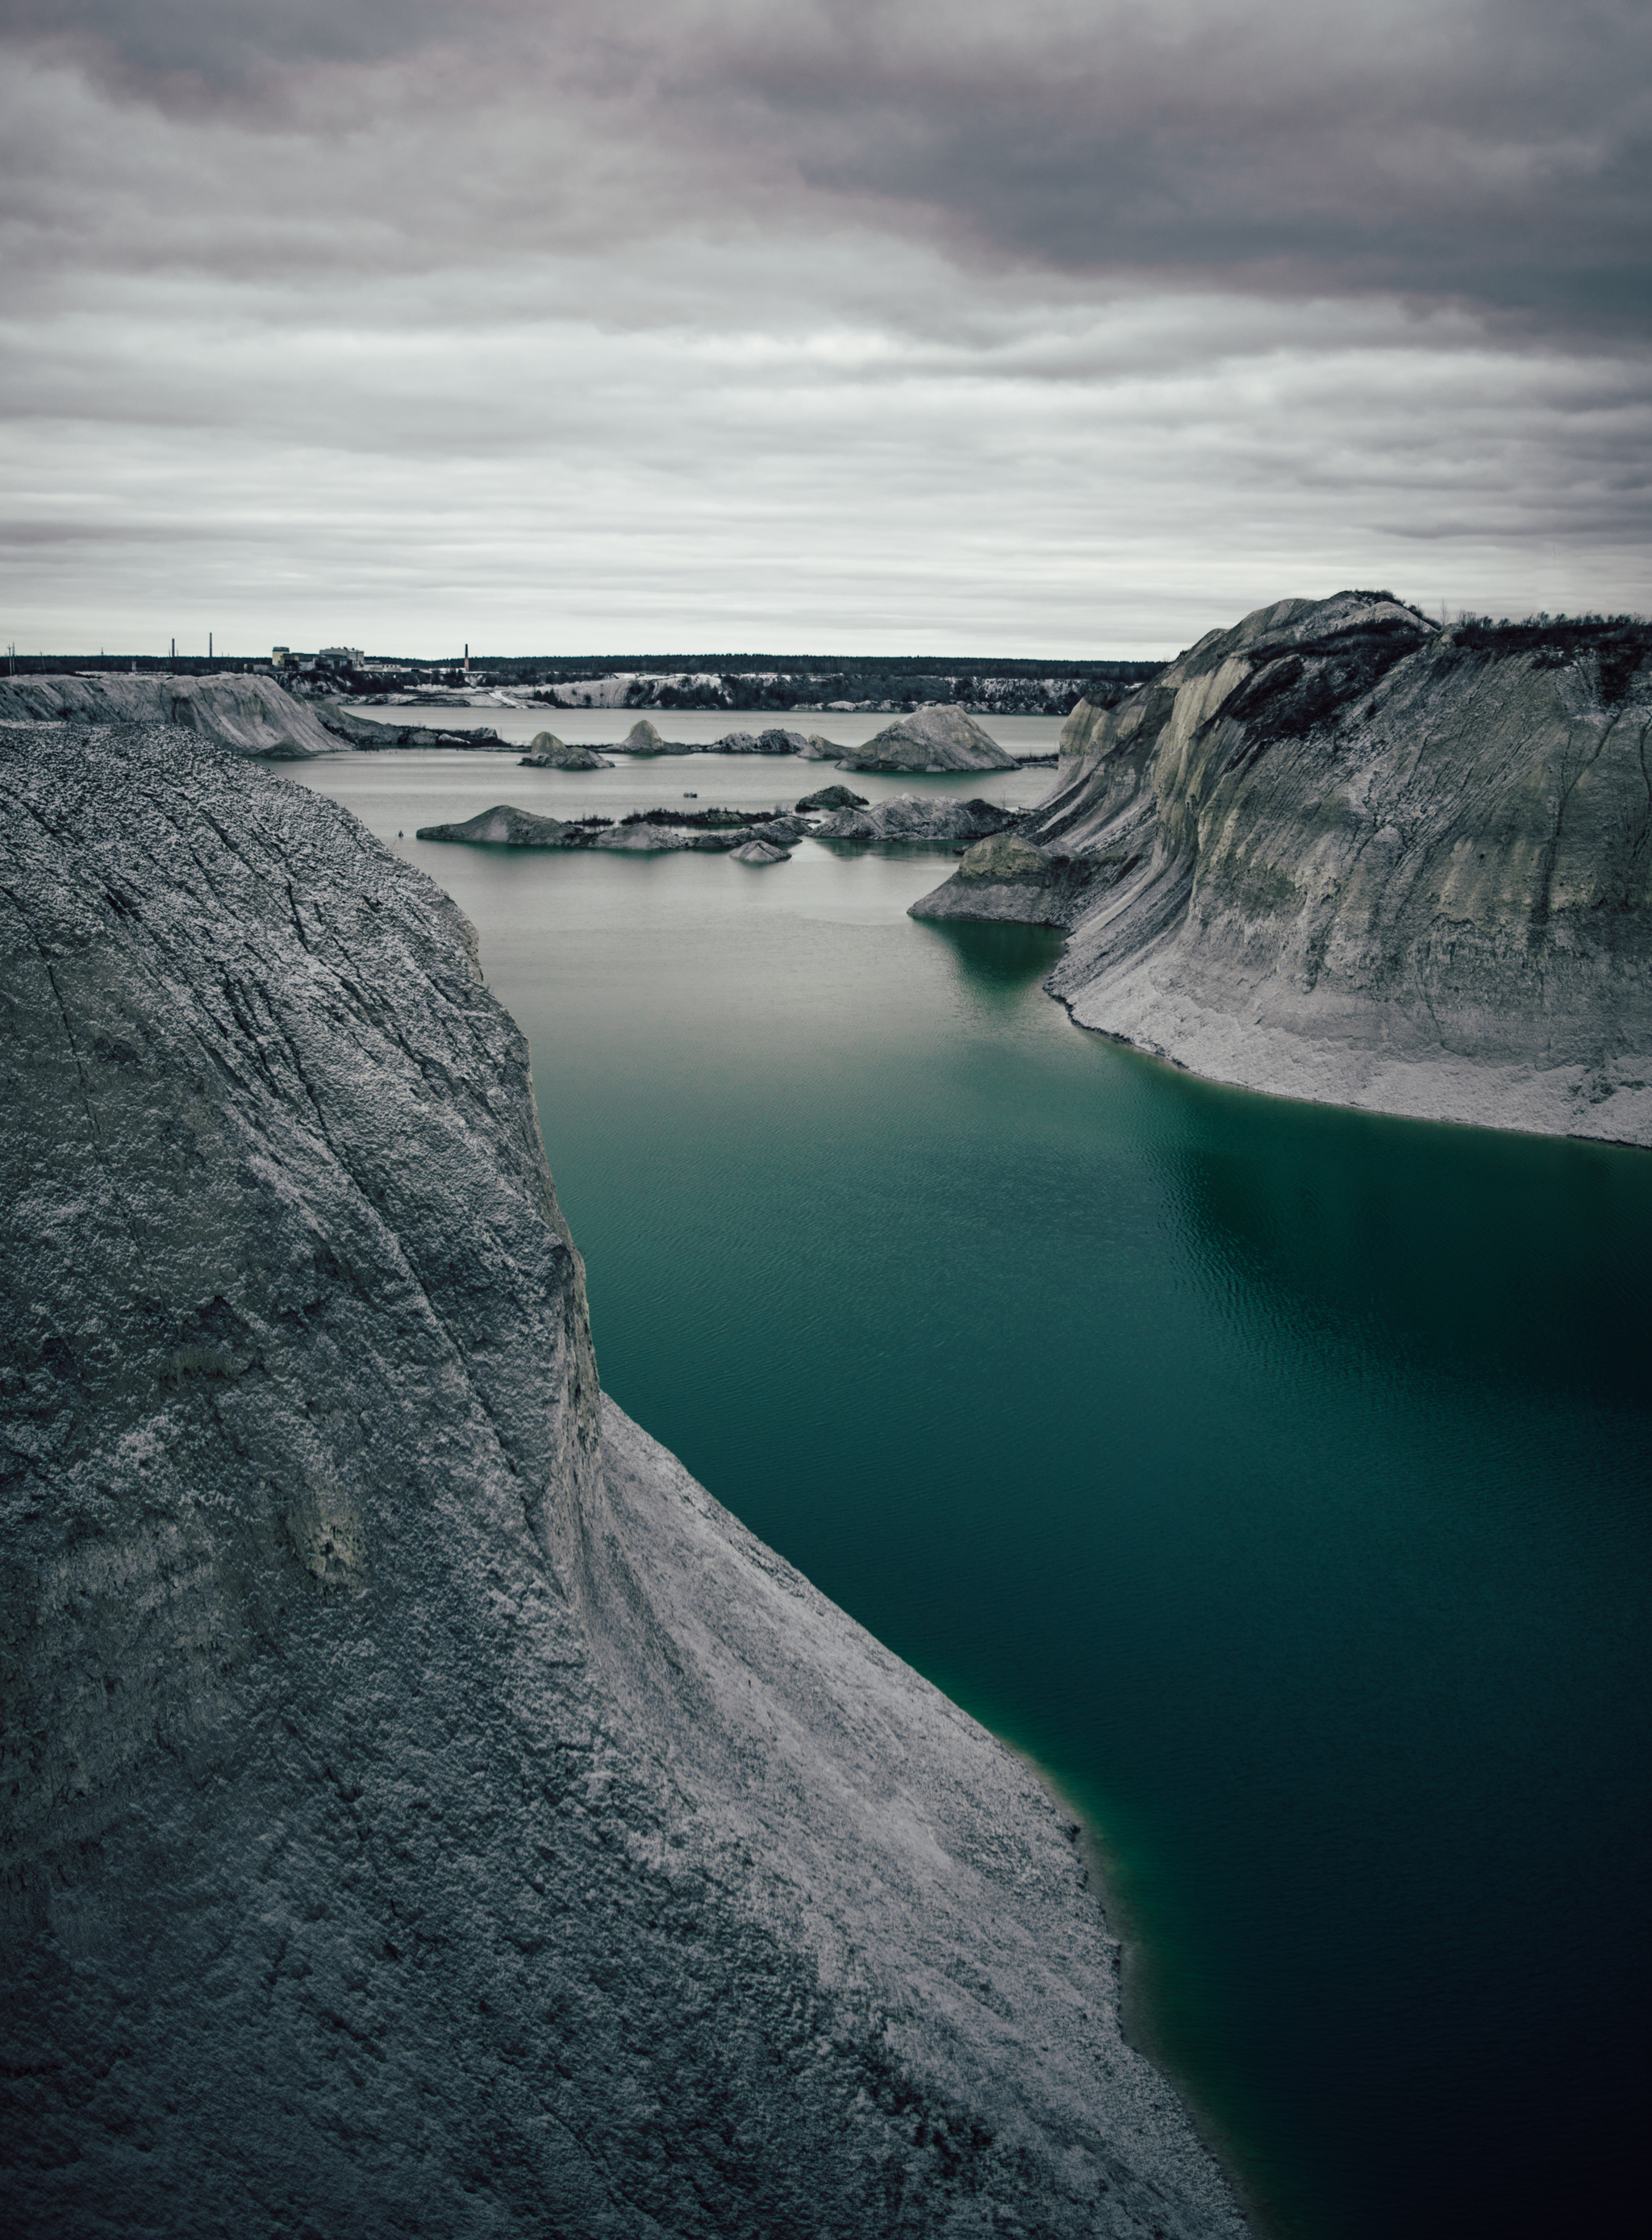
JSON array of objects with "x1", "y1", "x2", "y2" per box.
[
  {"x1": 618, "y1": 805, "x2": 766, "y2": 829},
  {"x1": 1443, "y1": 615, "x2": 1652, "y2": 699},
  {"x1": 1141, "y1": 603, "x2": 1649, "y2": 770},
  {"x1": 1213, "y1": 612, "x2": 1433, "y2": 760}
]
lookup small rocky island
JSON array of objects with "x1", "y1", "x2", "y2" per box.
[
  {"x1": 0, "y1": 722, "x2": 1243, "y2": 2238},
  {"x1": 845, "y1": 705, "x2": 1020, "y2": 773},
  {"x1": 912, "y1": 592, "x2": 1652, "y2": 1145},
  {"x1": 519, "y1": 729, "x2": 614, "y2": 770},
  {"x1": 613, "y1": 719, "x2": 843, "y2": 758},
  {"x1": 415, "y1": 794, "x2": 1021, "y2": 853}
]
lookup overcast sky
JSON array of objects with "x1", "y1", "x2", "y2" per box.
[{"x1": 2, "y1": 0, "x2": 1647, "y2": 657}]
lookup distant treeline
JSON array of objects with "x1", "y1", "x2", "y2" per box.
[
  {"x1": 6, "y1": 655, "x2": 277, "y2": 676},
  {"x1": 6, "y1": 653, "x2": 1162, "y2": 680},
  {"x1": 482, "y1": 654, "x2": 1165, "y2": 682},
  {"x1": 5, "y1": 648, "x2": 1166, "y2": 719}
]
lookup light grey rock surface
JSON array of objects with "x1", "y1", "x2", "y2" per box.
[
  {"x1": 911, "y1": 594, "x2": 1652, "y2": 1145},
  {"x1": 0, "y1": 672, "x2": 341, "y2": 757},
  {"x1": 414, "y1": 808, "x2": 748, "y2": 854},
  {"x1": 418, "y1": 808, "x2": 813, "y2": 858},
  {"x1": 714, "y1": 728, "x2": 810, "y2": 755},
  {"x1": 595, "y1": 820, "x2": 736, "y2": 852},
  {"x1": 0, "y1": 721, "x2": 1244, "y2": 2238},
  {"x1": 730, "y1": 837, "x2": 791, "y2": 862},
  {"x1": 816, "y1": 794, "x2": 1020, "y2": 845},
  {"x1": 911, "y1": 833, "x2": 1099, "y2": 929},
  {"x1": 744, "y1": 814, "x2": 811, "y2": 845},
  {"x1": 521, "y1": 732, "x2": 614, "y2": 770},
  {"x1": 321, "y1": 707, "x2": 511, "y2": 750},
  {"x1": 846, "y1": 706, "x2": 1017, "y2": 774},
  {"x1": 801, "y1": 732, "x2": 849, "y2": 760},
  {"x1": 619, "y1": 719, "x2": 695, "y2": 757}
]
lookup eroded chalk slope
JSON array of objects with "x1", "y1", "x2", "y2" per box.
[
  {"x1": 0, "y1": 724, "x2": 1242, "y2": 2239},
  {"x1": 912, "y1": 595, "x2": 1652, "y2": 1143}
]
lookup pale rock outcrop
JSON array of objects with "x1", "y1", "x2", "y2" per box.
[
  {"x1": 0, "y1": 671, "x2": 340, "y2": 757},
  {"x1": 319, "y1": 708, "x2": 511, "y2": 750},
  {"x1": 909, "y1": 593, "x2": 1652, "y2": 1144},
  {"x1": 730, "y1": 837, "x2": 791, "y2": 863},
  {"x1": 0, "y1": 721, "x2": 1243, "y2": 2238},
  {"x1": 815, "y1": 794, "x2": 1020, "y2": 845},
  {"x1": 801, "y1": 732, "x2": 849, "y2": 759},
  {"x1": 415, "y1": 808, "x2": 745, "y2": 854},
  {"x1": 594, "y1": 820, "x2": 741, "y2": 852},
  {"x1": 520, "y1": 731, "x2": 613, "y2": 770},
  {"x1": 714, "y1": 728, "x2": 811, "y2": 755},
  {"x1": 846, "y1": 705, "x2": 1017, "y2": 773},
  {"x1": 743, "y1": 814, "x2": 811, "y2": 845},
  {"x1": 620, "y1": 717, "x2": 690, "y2": 755},
  {"x1": 911, "y1": 833, "x2": 1099, "y2": 929}
]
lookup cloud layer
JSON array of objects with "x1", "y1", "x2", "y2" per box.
[{"x1": 2, "y1": 1, "x2": 1647, "y2": 655}]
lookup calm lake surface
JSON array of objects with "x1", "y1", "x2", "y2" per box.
[{"x1": 289, "y1": 739, "x2": 1651, "y2": 2240}]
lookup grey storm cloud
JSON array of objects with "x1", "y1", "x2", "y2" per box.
[
  {"x1": 0, "y1": 0, "x2": 461, "y2": 85},
  {"x1": 5, "y1": 0, "x2": 1649, "y2": 331},
  {"x1": 2, "y1": 1, "x2": 1647, "y2": 653}
]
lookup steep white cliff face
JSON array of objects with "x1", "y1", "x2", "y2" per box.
[
  {"x1": 913, "y1": 594, "x2": 1652, "y2": 1145},
  {"x1": 0, "y1": 671, "x2": 342, "y2": 756},
  {"x1": 0, "y1": 724, "x2": 1243, "y2": 2239}
]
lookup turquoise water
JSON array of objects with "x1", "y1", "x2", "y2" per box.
[{"x1": 289, "y1": 748, "x2": 1651, "y2": 2240}]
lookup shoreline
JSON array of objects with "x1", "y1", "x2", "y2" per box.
[
  {"x1": 1043, "y1": 978, "x2": 1652, "y2": 1155},
  {"x1": 4, "y1": 720, "x2": 1248, "y2": 2238},
  {"x1": 291, "y1": 740, "x2": 1652, "y2": 2238},
  {"x1": 1010, "y1": 1741, "x2": 1287, "y2": 2240}
]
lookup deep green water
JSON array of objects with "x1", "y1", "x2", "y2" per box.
[{"x1": 290, "y1": 747, "x2": 1651, "y2": 2240}]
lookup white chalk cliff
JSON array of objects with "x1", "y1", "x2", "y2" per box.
[
  {"x1": 0, "y1": 671, "x2": 343, "y2": 757},
  {"x1": 0, "y1": 722, "x2": 1243, "y2": 2239},
  {"x1": 912, "y1": 593, "x2": 1652, "y2": 1145}
]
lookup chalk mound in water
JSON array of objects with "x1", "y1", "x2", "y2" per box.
[
  {"x1": 415, "y1": 803, "x2": 574, "y2": 846},
  {"x1": 845, "y1": 705, "x2": 1016, "y2": 772},
  {"x1": 815, "y1": 794, "x2": 1016, "y2": 844},
  {"x1": 520, "y1": 732, "x2": 612, "y2": 770}
]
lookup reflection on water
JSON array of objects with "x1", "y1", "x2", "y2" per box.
[
  {"x1": 1104, "y1": 1072, "x2": 1652, "y2": 2240},
  {"x1": 285, "y1": 753, "x2": 1651, "y2": 2240},
  {"x1": 1153, "y1": 1077, "x2": 1650, "y2": 1408},
  {"x1": 909, "y1": 916, "x2": 1067, "y2": 1018}
]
